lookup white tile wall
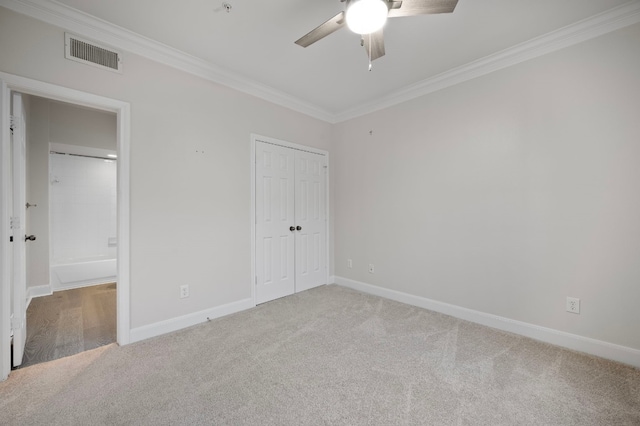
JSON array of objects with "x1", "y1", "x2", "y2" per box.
[{"x1": 50, "y1": 153, "x2": 117, "y2": 264}]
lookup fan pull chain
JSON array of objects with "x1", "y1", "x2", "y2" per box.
[{"x1": 368, "y1": 33, "x2": 372, "y2": 71}]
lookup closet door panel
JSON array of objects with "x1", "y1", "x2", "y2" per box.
[
  {"x1": 255, "y1": 143, "x2": 295, "y2": 304},
  {"x1": 294, "y1": 151, "x2": 326, "y2": 292}
]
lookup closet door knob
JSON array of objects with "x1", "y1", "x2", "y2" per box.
[
  {"x1": 296, "y1": 226, "x2": 302, "y2": 231},
  {"x1": 289, "y1": 226, "x2": 295, "y2": 232}
]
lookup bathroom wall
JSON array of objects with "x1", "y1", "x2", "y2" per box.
[
  {"x1": 24, "y1": 95, "x2": 117, "y2": 290},
  {"x1": 25, "y1": 96, "x2": 50, "y2": 289},
  {"x1": 49, "y1": 153, "x2": 117, "y2": 264},
  {"x1": 49, "y1": 101, "x2": 116, "y2": 150}
]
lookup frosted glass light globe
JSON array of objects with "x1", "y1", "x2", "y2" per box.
[{"x1": 346, "y1": 0, "x2": 388, "y2": 35}]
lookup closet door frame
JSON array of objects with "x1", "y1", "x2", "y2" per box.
[{"x1": 250, "y1": 134, "x2": 330, "y2": 306}]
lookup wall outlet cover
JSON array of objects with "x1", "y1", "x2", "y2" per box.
[
  {"x1": 180, "y1": 284, "x2": 189, "y2": 299},
  {"x1": 566, "y1": 297, "x2": 580, "y2": 314}
]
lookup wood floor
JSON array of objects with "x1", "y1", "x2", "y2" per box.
[{"x1": 20, "y1": 283, "x2": 116, "y2": 368}]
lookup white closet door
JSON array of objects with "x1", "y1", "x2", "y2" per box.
[
  {"x1": 255, "y1": 142, "x2": 296, "y2": 304},
  {"x1": 294, "y1": 151, "x2": 326, "y2": 292}
]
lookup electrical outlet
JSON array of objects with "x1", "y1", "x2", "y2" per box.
[
  {"x1": 368, "y1": 264, "x2": 375, "y2": 274},
  {"x1": 347, "y1": 259, "x2": 353, "y2": 269},
  {"x1": 566, "y1": 297, "x2": 580, "y2": 314},
  {"x1": 180, "y1": 285, "x2": 189, "y2": 299}
]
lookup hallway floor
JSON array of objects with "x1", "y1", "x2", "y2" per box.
[{"x1": 19, "y1": 283, "x2": 116, "y2": 368}]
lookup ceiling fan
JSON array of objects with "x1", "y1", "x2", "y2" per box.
[{"x1": 295, "y1": 0, "x2": 459, "y2": 67}]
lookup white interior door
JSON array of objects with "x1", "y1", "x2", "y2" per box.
[
  {"x1": 255, "y1": 139, "x2": 327, "y2": 305},
  {"x1": 294, "y1": 151, "x2": 326, "y2": 292},
  {"x1": 255, "y1": 142, "x2": 296, "y2": 304},
  {"x1": 10, "y1": 91, "x2": 26, "y2": 368}
]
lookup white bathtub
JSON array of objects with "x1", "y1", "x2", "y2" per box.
[{"x1": 51, "y1": 257, "x2": 117, "y2": 291}]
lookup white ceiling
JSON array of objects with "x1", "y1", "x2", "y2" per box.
[{"x1": 8, "y1": 0, "x2": 640, "y2": 120}]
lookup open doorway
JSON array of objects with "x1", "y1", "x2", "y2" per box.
[
  {"x1": 1, "y1": 72, "x2": 131, "y2": 380},
  {"x1": 19, "y1": 96, "x2": 117, "y2": 367}
]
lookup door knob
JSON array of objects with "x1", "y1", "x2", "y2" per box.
[
  {"x1": 25, "y1": 235, "x2": 36, "y2": 241},
  {"x1": 289, "y1": 226, "x2": 295, "y2": 232},
  {"x1": 296, "y1": 226, "x2": 302, "y2": 231}
]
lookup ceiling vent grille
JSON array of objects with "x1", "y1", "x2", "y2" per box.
[{"x1": 64, "y1": 33, "x2": 122, "y2": 73}]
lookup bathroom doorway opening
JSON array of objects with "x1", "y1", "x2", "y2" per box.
[
  {"x1": 1, "y1": 72, "x2": 131, "y2": 380},
  {"x1": 20, "y1": 95, "x2": 118, "y2": 367}
]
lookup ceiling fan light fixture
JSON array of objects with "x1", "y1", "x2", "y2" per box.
[{"x1": 346, "y1": 0, "x2": 388, "y2": 35}]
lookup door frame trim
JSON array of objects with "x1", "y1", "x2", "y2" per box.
[
  {"x1": 250, "y1": 134, "x2": 330, "y2": 306},
  {"x1": 0, "y1": 72, "x2": 131, "y2": 380}
]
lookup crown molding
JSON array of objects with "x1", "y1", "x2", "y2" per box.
[
  {"x1": 333, "y1": 0, "x2": 640, "y2": 122},
  {"x1": 1, "y1": 0, "x2": 639, "y2": 124},
  {"x1": 0, "y1": 0, "x2": 336, "y2": 123}
]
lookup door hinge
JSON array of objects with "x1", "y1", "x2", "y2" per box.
[
  {"x1": 9, "y1": 115, "x2": 22, "y2": 135},
  {"x1": 10, "y1": 216, "x2": 20, "y2": 230}
]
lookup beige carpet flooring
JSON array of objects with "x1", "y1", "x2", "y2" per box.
[{"x1": 1, "y1": 285, "x2": 639, "y2": 425}]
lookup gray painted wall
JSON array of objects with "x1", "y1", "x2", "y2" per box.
[
  {"x1": 333, "y1": 23, "x2": 640, "y2": 350},
  {"x1": 0, "y1": 7, "x2": 334, "y2": 329}
]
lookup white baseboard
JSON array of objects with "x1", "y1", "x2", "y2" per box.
[
  {"x1": 328, "y1": 275, "x2": 336, "y2": 284},
  {"x1": 26, "y1": 284, "x2": 52, "y2": 308},
  {"x1": 129, "y1": 298, "x2": 254, "y2": 344},
  {"x1": 334, "y1": 276, "x2": 640, "y2": 368},
  {"x1": 52, "y1": 278, "x2": 116, "y2": 293}
]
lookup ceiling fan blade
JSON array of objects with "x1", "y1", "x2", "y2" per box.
[
  {"x1": 388, "y1": 0, "x2": 458, "y2": 18},
  {"x1": 295, "y1": 12, "x2": 346, "y2": 48},
  {"x1": 363, "y1": 29, "x2": 385, "y2": 61}
]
